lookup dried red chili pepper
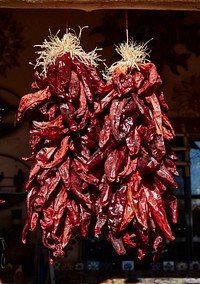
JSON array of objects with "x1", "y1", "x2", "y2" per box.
[
  {"x1": 17, "y1": 87, "x2": 52, "y2": 121},
  {"x1": 104, "y1": 146, "x2": 127, "y2": 182},
  {"x1": 108, "y1": 184, "x2": 127, "y2": 235},
  {"x1": 56, "y1": 52, "x2": 72, "y2": 88}
]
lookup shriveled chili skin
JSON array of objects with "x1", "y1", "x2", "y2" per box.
[
  {"x1": 32, "y1": 70, "x2": 48, "y2": 90},
  {"x1": 137, "y1": 63, "x2": 162, "y2": 96},
  {"x1": 164, "y1": 157, "x2": 179, "y2": 176},
  {"x1": 58, "y1": 156, "x2": 71, "y2": 189},
  {"x1": 99, "y1": 115, "x2": 111, "y2": 148},
  {"x1": 132, "y1": 220, "x2": 149, "y2": 246},
  {"x1": 28, "y1": 134, "x2": 43, "y2": 155},
  {"x1": 17, "y1": 87, "x2": 52, "y2": 122},
  {"x1": 78, "y1": 107, "x2": 90, "y2": 130},
  {"x1": 95, "y1": 197, "x2": 108, "y2": 236},
  {"x1": 39, "y1": 101, "x2": 59, "y2": 121},
  {"x1": 22, "y1": 186, "x2": 38, "y2": 244},
  {"x1": 152, "y1": 232, "x2": 166, "y2": 262},
  {"x1": 153, "y1": 176, "x2": 167, "y2": 193},
  {"x1": 157, "y1": 91, "x2": 169, "y2": 112},
  {"x1": 69, "y1": 70, "x2": 80, "y2": 98},
  {"x1": 86, "y1": 141, "x2": 115, "y2": 170},
  {"x1": 40, "y1": 199, "x2": 55, "y2": 242},
  {"x1": 66, "y1": 198, "x2": 80, "y2": 227},
  {"x1": 126, "y1": 127, "x2": 141, "y2": 156},
  {"x1": 104, "y1": 146, "x2": 127, "y2": 182},
  {"x1": 47, "y1": 62, "x2": 67, "y2": 99},
  {"x1": 70, "y1": 169, "x2": 92, "y2": 205},
  {"x1": 120, "y1": 182, "x2": 135, "y2": 232},
  {"x1": 108, "y1": 184, "x2": 127, "y2": 235},
  {"x1": 34, "y1": 171, "x2": 61, "y2": 212},
  {"x1": 72, "y1": 158, "x2": 99, "y2": 185},
  {"x1": 25, "y1": 146, "x2": 57, "y2": 190},
  {"x1": 122, "y1": 232, "x2": 136, "y2": 248},
  {"x1": 109, "y1": 98, "x2": 120, "y2": 141},
  {"x1": 56, "y1": 52, "x2": 72, "y2": 88},
  {"x1": 86, "y1": 60, "x2": 105, "y2": 90},
  {"x1": 62, "y1": 215, "x2": 73, "y2": 248},
  {"x1": 59, "y1": 101, "x2": 78, "y2": 132},
  {"x1": 72, "y1": 58, "x2": 94, "y2": 103},
  {"x1": 41, "y1": 136, "x2": 70, "y2": 169},
  {"x1": 155, "y1": 162, "x2": 178, "y2": 188},
  {"x1": 51, "y1": 184, "x2": 68, "y2": 240},
  {"x1": 74, "y1": 81, "x2": 87, "y2": 118},
  {"x1": 117, "y1": 156, "x2": 137, "y2": 181},
  {"x1": 112, "y1": 66, "x2": 135, "y2": 95},
  {"x1": 138, "y1": 146, "x2": 159, "y2": 174},
  {"x1": 143, "y1": 177, "x2": 175, "y2": 240},
  {"x1": 95, "y1": 89, "x2": 118, "y2": 114},
  {"x1": 164, "y1": 189, "x2": 178, "y2": 223},
  {"x1": 30, "y1": 128, "x2": 64, "y2": 140},
  {"x1": 98, "y1": 174, "x2": 112, "y2": 207},
  {"x1": 80, "y1": 202, "x2": 92, "y2": 237},
  {"x1": 109, "y1": 233, "x2": 126, "y2": 255},
  {"x1": 33, "y1": 114, "x2": 64, "y2": 129}
]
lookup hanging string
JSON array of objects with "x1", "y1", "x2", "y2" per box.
[
  {"x1": 125, "y1": 9, "x2": 129, "y2": 44},
  {"x1": 66, "y1": 10, "x2": 69, "y2": 34}
]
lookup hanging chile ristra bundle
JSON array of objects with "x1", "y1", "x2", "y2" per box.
[
  {"x1": 17, "y1": 31, "x2": 178, "y2": 263},
  {"x1": 17, "y1": 30, "x2": 104, "y2": 263},
  {"x1": 86, "y1": 40, "x2": 178, "y2": 261}
]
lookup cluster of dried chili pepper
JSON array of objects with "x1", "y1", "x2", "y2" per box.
[
  {"x1": 18, "y1": 33, "x2": 178, "y2": 263},
  {"x1": 17, "y1": 31, "x2": 104, "y2": 263},
  {"x1": 87, "y1": 41, "x2": 178, "y2": 261}
]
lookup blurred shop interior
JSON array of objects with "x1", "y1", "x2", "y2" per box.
[{"x1": 0, "y1": 5, "x2": 200, "y2": 284}]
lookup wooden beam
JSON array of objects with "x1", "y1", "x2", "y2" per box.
[{"x1": 0, "y1": 0, "x2": 200, "y2": 11}]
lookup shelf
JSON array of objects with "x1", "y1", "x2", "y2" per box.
[
  {"x1": 0, "y1": 0, "x2": 200, "y2": 11},
  {"x1": 174, "y1": 236, "x2": 200, "y2": 243}
]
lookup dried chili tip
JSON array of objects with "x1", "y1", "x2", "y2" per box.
[
  {"x1": 41, "y1": 135, "x2": 70, "y2": 169},
  {"x1": 32, "y1": 114, "x2": 64, "y2": 129},
  {"x1": 0, "y1": 199, "x2": 5, "y2": 204},
  {"x1": 17, "y1": 86, "x2": 52, "y2": 122},
  {"x1": 137, "y1": 247, "x2": 146, "y2": 260},
  {"x1": 49, "y1": 258, "x2": 54, "y2": 265},
  {"x1": 108, "y1": 233, "x2": 126, "y2": 255}
]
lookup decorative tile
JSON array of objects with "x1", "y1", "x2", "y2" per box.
[
  {"x1": 121, "y1": 260, "x2": 134, "y2": 271},
  {"x1": 189, "y1": 260, "x2": 200, "y2": 271},
  {"x1": 150, "y1": 262, "x2": 162, "y2": 271},
  {"x1": 74, "y1": 261, "x2": 84, "y2": 270},
  {"x1": 100, "y1": 262, "x2": 113, "y2": 271},
  {"x1": 86, "y1": 260, "x2": 100, "y2": 271},
  {"x1": 176, "y1": 261, "x2": 188, "y2": 271},
  {"x1": 163, "y1": 261, "x2": 175, "y2": 271}
]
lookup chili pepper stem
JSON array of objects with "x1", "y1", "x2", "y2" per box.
[
  {"x1": 33, "y1": 27, "x2": 102, "y2": 75},
  {"x1": 104, "y1": 39, "x2": 151, "y2": 79}
]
